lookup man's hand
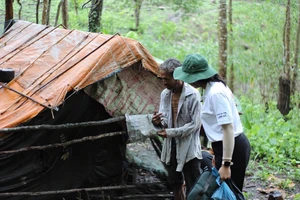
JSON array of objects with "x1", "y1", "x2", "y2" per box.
[
  {"x1": 157, "y1": 130, "x2": 167, "y2": 138},
  {"x1": 218, "y1": 165, "x2": 231, "y2": 180},
  {"x1": 152, "y1": 111, "x2": 163, "y2": 126}
]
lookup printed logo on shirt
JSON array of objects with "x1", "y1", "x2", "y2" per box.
[{"x1": 217, "y1": 112, "x2": 227, "y2": 119}]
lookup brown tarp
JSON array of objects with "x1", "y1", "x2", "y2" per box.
[{"x1": 0, "y1": 20, "x2": 160, "y2": 129}]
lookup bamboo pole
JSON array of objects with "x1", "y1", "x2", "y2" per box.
[{"x1": 0, "y1": 116, "x2": 125, "y2": 133}]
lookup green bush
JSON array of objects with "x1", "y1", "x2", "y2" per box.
[{"x1": 241, "y1": 98, "x2": 300, "y2": 180}]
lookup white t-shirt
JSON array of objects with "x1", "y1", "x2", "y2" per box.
[{"x1": 200, "y1": 82, "x2": 243, "y2": 142}]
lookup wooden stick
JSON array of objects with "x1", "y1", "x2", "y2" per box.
[
  {"x1": 0, "y1": 22, "x2": 34, "y2": 50},
  {"x1": 0, "y1": 131, "x2": 127, "y2": 155},
  {"x1": 0, "y1": 83, "x2": 57, "y2": 111},
  {"x1": 0, "y1": 185, "x2": 136, "y2": 197},
  {"x1": 0, "y1": 116, "x2": 125, "y2": 133},
  {"x1": 0, "y1": 184, "x2": 172, "y2": 198},
  {"x1": 113, "y1": 194, "x2": 173, "y2": 199}
]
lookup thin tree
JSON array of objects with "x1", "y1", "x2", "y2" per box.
[
  {"x1": 42, "y1": 0, "x2": 49, "y2": 25},
  {"x1": 73, "y1": 0, "x2": 79, "y2": 16},
  {"x1": 62, "y1": 0, "x2": 69, "y2": 28},
  {"x1": 36, "y1": 0, "x2": 40, "y2": 24},
  {"x1": 291, "y1": 0, "x2": 300, "y2": 96},
  {"x1": 277, "y1": 0, "x2": 291, "y2": 115},
  {"x1": 5, "y1": 0, "x2": 13, "y2": 21},
  {"x1": 16, "y1": 0, "x2": 22, "y2": 19},
  {"x1": 133, "y1": 0, "x2": 143, "y2": 31},
  {"x1": 42, "y1": 0, "x2": 51, "y2": 25},
  {"x1": 55, "y1": 0, "x2": 64, "y2": 26},
  {"x1": 228, "y1": 0, "x2": 234, "y2": 92},
  {"x1": 218, "y1": 0, "x2": 227, "y2": 81},
  {"x1": 88, "y1": 0, "x2": 103, "y2": 32},
  {"x1": 47, "y1": 0, "x2": 52, "y2": 25},
  {"x1": 4, "y1": 0, "x2": 13, "y2": 31}
]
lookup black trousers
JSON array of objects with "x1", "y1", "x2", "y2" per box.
[
  {"x1": 167, "y1": 139, "x2": 202, "y2": 195},
  {"x1": 212, "y1": 133, "x2": 251, "y2": 191}
]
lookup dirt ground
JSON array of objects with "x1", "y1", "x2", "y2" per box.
[
  {"x1": 243, "y1": 170, "x2": 300, "y2": 200},
  {"x1": 126, "y1": 140, "x2": 300, "y2": 200}
]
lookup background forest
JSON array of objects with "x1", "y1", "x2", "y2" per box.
[{"x1": 0, "y1": 0, "x2": 300, "y2": 199}]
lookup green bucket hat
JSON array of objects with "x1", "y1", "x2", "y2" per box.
[{"x1": 173, "y1": 54, "x2": 217, "y2": 83}]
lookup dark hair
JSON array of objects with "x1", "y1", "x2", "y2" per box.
[
  {"x1": 159, "y1": 58, "x2": 181, "y2": 74},
  {"x1": 204, "y1": 74, "x2": 226, "y2": 86}
]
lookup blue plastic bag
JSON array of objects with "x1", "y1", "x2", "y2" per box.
[{"x1": 211, "y1": 176, "x2": 237, "y2": 200}]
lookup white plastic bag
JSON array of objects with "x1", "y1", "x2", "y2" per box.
[{"x1": 125, "y1": 113, "x2": 159, "y2": 142}]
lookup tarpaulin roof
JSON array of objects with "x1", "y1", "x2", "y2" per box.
[{"x1": 0, "y1": 20, "x2": 160, "y2": 129}]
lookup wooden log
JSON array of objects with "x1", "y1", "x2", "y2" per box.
[
  {"x1": 0, "y1": 116, "x2": 125, "y2": 133},
  {"x1": 0, "y1": 185, "x2": 136, "y2": 197},
  {"x1": 113, "y1": 194, "x2": 173, "y2": 199},
  {"x1": 0, "y1": 131, "x2": 127, "y2": 154}
]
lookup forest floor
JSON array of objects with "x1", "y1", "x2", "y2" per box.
[{"x1": 127, "y1": 140, "x2": 300, "y2": 200}]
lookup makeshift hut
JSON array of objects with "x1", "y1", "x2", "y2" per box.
[{"x1": 0, "y1": 20, "x2": 167, "y2": 200}]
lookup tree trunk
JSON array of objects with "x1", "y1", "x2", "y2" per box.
[
  {"x1": 134, "y1": 0, "x2": 143, "y2": 31},
  {"x1": 218, "y1": 0, "x2": 227, "y2": 81},
  {"x1": 62, "y1": 0, "x2": 69, "y2": 28},
  {"x1": 278, "y1": 0, "x2": 291, "y2": 115},
  {"x1": 36, "y1": 0, "x2": 40, "y2": 24},
  {"x1": 228, "y1": 0, "x2": 234, "y2": 92},
  {"x1": 55, "y1": 0, "x2": 64, "y2": 26},
  {"x1": 46, "y1": 0, "x2": 52, "y2": 25},
  {"x1": 5, "y1": 0, "x2": 14, "y2": 21},
  {"x1": 73, "y1": 0, "x2": 78, "y2": 16},
  {"x1": 291, "y1": 0, "x2": 300, "y2": 95},
  {"x1": 42, "y1": 0, "x2": 49, "y2": 25},
  {"x1": 17, "y1": 0, "x2": 22, "y2": 19},
  {"x1": 284, "y1": 0, "x2": 291, "y2": 78},
  {"x1": 88, "y1": 0, "x2": 103, "y2": 32},
  {"x1": 5, "y1": 0, "x2": 14, "y2": 31},
  {"x1": 277, "y1": 75, "x2": 291, "y2": 115}
]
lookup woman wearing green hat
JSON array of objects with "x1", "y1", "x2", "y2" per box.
[{"x1": 173, "y1": 54, "x2": 251, "y2": 192}]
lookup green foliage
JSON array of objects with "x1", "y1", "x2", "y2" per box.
[
  {"x1": 125, "y1": 31, "x2": 139, "y2": 39},
  {"x1": 241, "y1": 98, "x2": 300, "y2": 180},
  {"x1": 295, "y1": 193, "x2": 300, "y2": 200}
]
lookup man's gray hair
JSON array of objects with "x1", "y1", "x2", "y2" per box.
[{"x1": 159, "y1": 58, "x2": 181, "y2": 73}]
